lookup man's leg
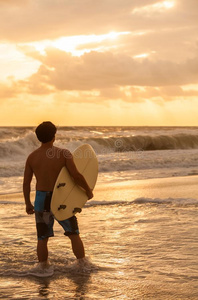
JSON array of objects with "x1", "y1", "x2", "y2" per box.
[
  {"x1": 29, "y1": 237, "x2": 53, "y2": 276},
  {"x1": 58, "y1": 216, "x2": 84, "y2": 259},
  {"x1": 68, "y1": 234, "x2": 85, "y2": 259},
  {"x1": 37, "y1": 238, "x2": 49, "y2": 262}
]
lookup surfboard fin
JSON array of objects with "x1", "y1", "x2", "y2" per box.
[
  {"x1": 73, "y1": 207, "x2": 82, "y2": 214},
  {"x1": 58, "y1": 205, "x2": 67, "y2": 210},
  {"x1": 57, "y1": 182, "x2": 66, "y2": 188}
]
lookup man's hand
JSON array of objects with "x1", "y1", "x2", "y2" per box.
[
  {"x1": 86, "y1": 188, "x2": 93, "y2": 200},
  {"x1": 26, "y1": 203, "x2": 35, "y2": 215},
  {"x1": 65, "y1": 153, "x2": 94, "y2": 200}
]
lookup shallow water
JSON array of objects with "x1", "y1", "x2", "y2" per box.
[{"x1": 1, "y1": 186, "x2": 198, "y2": 299}]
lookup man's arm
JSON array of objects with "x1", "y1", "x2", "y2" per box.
[
  {"x1": 23, "y1": 158, "x2": 34, "y2": 214},
  {"x1": 65, "y1": 150, "x2": 93, "y2": 200}
]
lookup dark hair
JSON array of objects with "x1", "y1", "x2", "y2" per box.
[{"x1": 35, "y1": 121, "x2": 57, "y2": 143}]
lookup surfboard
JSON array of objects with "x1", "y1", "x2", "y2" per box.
[{"x1": 51, "y1": 144, "x2": 98, "y2": 221}]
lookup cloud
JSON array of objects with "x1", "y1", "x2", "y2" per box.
[
  {"x1": 0, "y1": 0, "x2": 28, "y2": 5},
  {"x1": 23, "y1": 48, "x2": 198, "y2": 94},
  {"x1": 160, "y1": 86, "x2": 198, "y2": 98},
  {"x1": 121, "y1": 85, "x2": 198, "y2": 103},
  {"x1": 117, "y1": 27, "x2": 198, "y2": 62},
  {"x1": 0, "y1": 80, "x2": 19, "y2": 99},
  {"x1": 0, "y1": 0, "x2": 197, "y2": 44},
  {"x1": 0, "y1": 0, "x2": 197, "y2": 107},
  {"x1": 1, "y1": 44, "x2": 198, "y2": 104},
  {"x1": 0, "y1": 0, "x2": 134, "y2": 42}
]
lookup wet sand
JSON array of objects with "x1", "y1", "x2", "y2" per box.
[{"x1": 95, "y1": 174, "x2": 198, "y2": 201}]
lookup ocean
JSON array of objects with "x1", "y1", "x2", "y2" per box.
[
  {"x1": 1, "y1": 126, "x2": 198, "y2": 194},
  {"x1": 1, "y1": 126, "x2": 198, "y2": 299}
]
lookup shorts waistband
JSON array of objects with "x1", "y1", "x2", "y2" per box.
[{"x1": 37, "y1": 191, "x2": 53, "y2": 194}]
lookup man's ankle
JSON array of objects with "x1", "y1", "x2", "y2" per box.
[{"x1": 39, "y1": 260, "x2": 49, "y2": 267}]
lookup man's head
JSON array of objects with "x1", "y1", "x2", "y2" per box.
[{"x1": 35, "y1": 121, "x2": 57, "y2": 143}]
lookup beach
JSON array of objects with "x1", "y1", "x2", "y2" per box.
[
  {"x1": 1, "y1": 174, "x2": 198, "y2": 299},
  {"x1": 1, "y1": 126, "x2": 198, "y2": 299}
]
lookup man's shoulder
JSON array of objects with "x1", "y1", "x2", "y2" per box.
[
  {"x1": 53, "y1": 146, "x2": 72, "y2": 159},
  {"x1": 26, "y1": 148, "x2": 40, "y2": 160}
]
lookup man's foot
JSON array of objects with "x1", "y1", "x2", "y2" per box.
[
  {"x1": 28, "y1": 262, "x2": 54, "y2": 277},
  {"x1": 67, "y1": 257, "x2": 97, "y2": 273}
]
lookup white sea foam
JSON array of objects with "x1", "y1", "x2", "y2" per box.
[
  {"x1": 1, "y1": 195, "x2": 197, "y2": 208},
  {"x1": 1, "y1": 126, "x2": 198, "y2": 194},
  {"x1": 132, "y1": 197, "x2": 198, "y2": 206}
]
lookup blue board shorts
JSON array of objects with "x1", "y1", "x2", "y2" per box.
[{"x1": 34, "y1": 191, "x2": 79, "y2": 240}]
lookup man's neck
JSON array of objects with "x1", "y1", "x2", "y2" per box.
[{"x1": 41, "y1": 141, "x2": 54, "y2": 148}]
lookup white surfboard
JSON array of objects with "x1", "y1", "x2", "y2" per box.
[{"x1": 51, "y1": 144, "x2": 98, "y2": 221}]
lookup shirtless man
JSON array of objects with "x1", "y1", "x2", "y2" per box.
[{"x1": 23, "y1": 121, "x2": 93, "y2": 276}]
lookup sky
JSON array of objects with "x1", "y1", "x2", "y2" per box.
[{"x1": 0, "y1": 0, "x2": 198, "y2": 126}]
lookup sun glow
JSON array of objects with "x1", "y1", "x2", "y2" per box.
[
  {"x1": 182, "y1": 84, "x2": 198, "y2": 91},
  {"x1": 133, "y1": 53, "x2": 149, "y2": 59},
  {"x1": 133, "y1": 1, "x2": 175, "y2": 14},
  {"x1": 163, "y1": 1, "x2": 175, "y2": 9},
  {"x1": 25, "y1": 31, "x2": 130, "y2": 57}
]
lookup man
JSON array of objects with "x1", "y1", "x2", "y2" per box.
[{"x1": 23, "y1": 121, "x2": 93, "y2": 276}]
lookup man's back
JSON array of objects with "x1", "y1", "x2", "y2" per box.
[{"x1": 28, "y1": 146, "x2": 67, "y2": 191}]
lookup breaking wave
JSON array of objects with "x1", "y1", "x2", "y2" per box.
[
  {"x1": 1, "y1": 130, "x2": 198, "y2": 160},
  {"x1": 86, "y1": 134, "x2": 198, "y2": 153}
]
